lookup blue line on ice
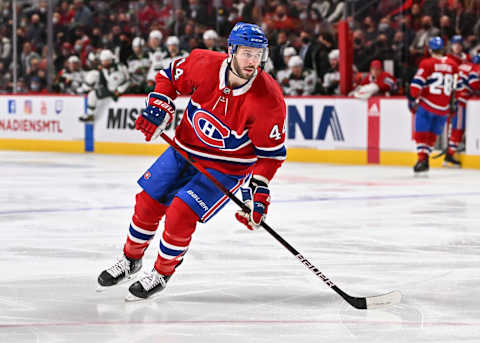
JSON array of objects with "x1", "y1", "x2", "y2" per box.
[{"x1": 1, "y1": 192, "x2": 480, "y2": 215}]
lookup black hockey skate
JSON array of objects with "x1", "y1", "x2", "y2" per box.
[
  {"x1": 125, "y1": 269, "x2": 171, "y2": 301},
  {"x1": 443, "y1": 152, "x2": 461, "y2": 168},
  {"x1": 97, "y1": 255, "x2": 142, "y2": 291},
  {"x1": 413, "y1": 158, "x2": 429, "y2": 174},
  {"x1": 78, "y1": 114, "x2": 94, "y2": 122}
]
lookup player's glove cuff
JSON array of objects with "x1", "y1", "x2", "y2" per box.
[
  {"x1": 235, "y1": 176, "x2": 271, "y2": 231},
  {"x1": 137, "y1": 92, "x2": 175, "y2": 141}
]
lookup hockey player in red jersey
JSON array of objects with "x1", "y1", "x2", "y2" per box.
[
  {"x1": 447, "y1": 35, "x2": 471, "y2": 65},
  {"x1": 358, "y1": 60, "x2": 397, "y2": 96},
  {"x1": 444, "y1": 53, "x2": 480, "y2": 166},
  {"x1": 409, "y1": 36, "x2": 459, "y2": 174},
  {"x1": 97, "y1": 23, "x2": 287, "y2": 301}
]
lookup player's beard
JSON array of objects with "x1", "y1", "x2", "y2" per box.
[{"x1": 232, "y1": 56, "x2": 255, "y2": 80}]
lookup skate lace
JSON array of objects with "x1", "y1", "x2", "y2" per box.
[
  {"x1": 107, "y1": 257, "x2": 130, "y2": 278},
  {"x1": 139, "y1": 271, "x2": 167, "y2": 291}
]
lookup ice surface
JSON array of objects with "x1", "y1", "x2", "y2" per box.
[{"x1": 1, "y1": 151, "x2": 479, "y2": 342}]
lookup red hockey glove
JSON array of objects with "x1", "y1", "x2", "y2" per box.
[
  {"x1": 235, "y1": 176, "x2": 271, "y2": 231},
  {"x1": 136, "y1": 92, "x2": 175, "y2": 141}
]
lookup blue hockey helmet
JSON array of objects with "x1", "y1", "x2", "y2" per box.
[
  {"x1": 450, "y1": 35, "x2": 463, "y2": 44},
  {"x1": 227, "y1": 22, "x2": 269, "y2": 66},
  {"x1": 428, "y1": 36, "x2": 444, "y2": 51},
  {"x1": 228, "y1": 22, "x2": 268, "y2": 49},
  {"x1": 472, "y1": 54, "x2": 480, "y2": 65}
]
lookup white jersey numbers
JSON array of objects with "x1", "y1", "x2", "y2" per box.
[
  {"x1": 174, "y1": 68, "x2": 184, "y2": 81},
  {"x1": 429, "y1": 72, "x2": 455, "y2": 96},
  {"x1": 173, "y1": 58, "x2": 186, "y2": 81},
  {"x1": 269, "y1": 123, "x2": 286, "y2": 141}
]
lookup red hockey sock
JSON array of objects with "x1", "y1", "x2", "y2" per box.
[
  {"x1": 427, "y1": 132, "x2": 437, "y2": 148},
  {"x1": 414, "y1": 131, "x2": 429, "y2": 145},
  {"x1": 123, "y1": 191, "x2": 167, "y2": 259},
  {"x1": 417, "y1": 152, "x2": 428, "y2": 161},
  {"x1": 154, "y1": 197, "x2": 199, "y2": 276},
  {"x1": 448, "y1": 129, "x2": 464, "y2": 155},
  {"x1": 415, "y1": 132, "x2": 431, "y2": 161}
]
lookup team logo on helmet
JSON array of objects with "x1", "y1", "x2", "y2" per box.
[
  {"x1": 191, "y1": 110, "x2": 230, "y2": 148},
  {"x1": 228, "y1": 22, "x2": 268, "y2": 49}
]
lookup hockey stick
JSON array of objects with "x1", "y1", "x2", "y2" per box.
[
  {"x1": 160, "y1": 132, "x2": 402, "y2": 310},
  {"x1": 431, "y1": 148, "x2": 447, "y2": 159},
  {"x1": 432, "y1": 145, "x2": 465, "y2": 159}
]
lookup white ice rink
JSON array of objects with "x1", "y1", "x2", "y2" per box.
[{"x1": 1, "y1": 150, "x2": 479, "y2": 343}]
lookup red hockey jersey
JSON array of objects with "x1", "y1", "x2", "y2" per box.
[
  {"x1": 359, "y1": 71, "x2": 397, "y2": 95},
  {"x1": 154, "y1": 49, "x2": 287, "y2": 180},
  {"x1": 469, "y1": 64, "x2": 480, "y2": 93},
  {"x1": 457, "y1": 61, "x2": 475, "y2": 105},
  {"x1": 457, "y1": 62, "x2": 480, "y2": 103},
  {"x1": 410, "y1": 56, "x2": 459, "y2": 115},
  {"x1": 447, "y1": 53, "x2": 471, "y2": 65}
]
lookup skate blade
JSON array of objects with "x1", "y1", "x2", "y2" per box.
[
  {"x1": 124, "y1": 293, "x2": 146, "y2": 302},
  {"x1": 124, "y1": 288, "x2": 165, "y2": 302},
  {"x1": 124, "y1": 292, "x2": 163, "y2": 302},
  {"x1": 96, "y1": 273, "x2": 140, "y2": 293},
  {"x1": 413, "y1": 171, "x2": 429, "y2": 178},
  {"x1": 96, "y1": 285, "x2": 110, "y2": 293},
  {"x1": 442, "y1": 162, "x2": 461, "y2": 168}
]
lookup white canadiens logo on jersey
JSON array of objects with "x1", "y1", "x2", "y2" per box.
[{"x1": 191, "y1": 110, "x2": 230, "y2": 148}]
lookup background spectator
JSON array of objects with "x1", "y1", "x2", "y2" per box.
[
  {"x1": 161, "y1": 36, "x2": 189, "y2": 69},
  {"x1": 72, "y1": 0, "x2": 93, "y2": 28},
  {"x1": 0, "y1": 0, "x2": 475, "y2": 98},
  {"x1": 276, "y1": 46, "x2": 297, "y2": 86},
  {"x1": 264, "y1": 4, "x2": 298, "y2": 33},
  {"x1": 57, "y1": 55, "x2": 85, "y2": 94},
  {"x1": 310, "y1": 30, "x2": 335, "y2": 81},
  {"x1": 321, "y1": 49, "x2": 340, "y2": 95},
  {"x1": 281, "y1": 55, "x2": 317, "y2": 96},
  {"x1": 353, "y1": 29, "x2": 372, "y2": 73},
  {"x1": 25, "y1": 13, "x2": 45, "y2": 50},
  {"x1": 186, "y1": 0, "x2": 210, "y2": 27},
  {"x1": 20, "y1": 42, "x2": 41, "y2": 78},
  {"x1": 409, "y1": 15, "x2": 440, "y2": 64},
  {"x1": 146, "y1": 29, "x2": 167, "y2": 86},
  {"x1": 270, "y1": 31, "x2": 291, "y2": 72},
  {"x1": 350, "y1": 60, "x2": 397, "y2": 99},
  {"x1": 202, "y1": 29, "x2": 224, "y2": 52},
  {"x1": 0, "y1": 31, "x2": 11, "y2": 66},
  {"x1": 127, "y1": 37, "x2": 150, "y2": 94}
]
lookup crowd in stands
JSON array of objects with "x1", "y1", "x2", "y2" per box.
[{"x1": 1, "y1": 0, "x2": 480, "y2": 97}]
